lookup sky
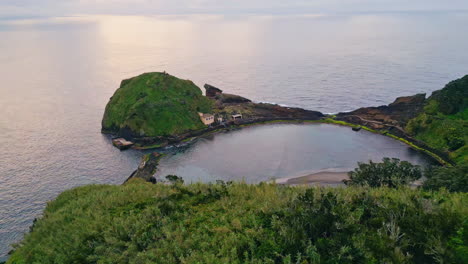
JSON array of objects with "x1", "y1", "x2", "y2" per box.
[{"x1": 1, "y1": 0, "x2": 468, "y2": 17}]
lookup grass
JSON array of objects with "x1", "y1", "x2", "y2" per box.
[
  {"x1": 8, "y1": 180, "x2": 468, "y2": 264},
  {"x1": 102, "y1": 72, "x2": 214, "y2": 138}
]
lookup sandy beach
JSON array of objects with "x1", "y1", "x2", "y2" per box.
[{"x1": 278, "y1": 171, "x2": 349, "y2": 186}]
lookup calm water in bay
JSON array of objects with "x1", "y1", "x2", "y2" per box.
[
  {"x1": 1, "y1": 12, "x2": 468, "y2": 259},
  {"x1": 156, "y1": 124, "x2": 433, "y2": 184}
]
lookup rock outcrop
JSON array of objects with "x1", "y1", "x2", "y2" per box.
[
  {"x1": 335, "y1": 75, "x2": 468, "y2": 166},
  {"x1": 204, "y1": 84, "x2": 223, "y2": 98},
  {"x1": 125, "y1": 152, "x2": 162, "y2": 183},
  {"x1": 218, "y1": 93, "x2": 251, "y2": 104},
  {"x1": 336, "y1": 94, "x2": 426, "y2": 129}
]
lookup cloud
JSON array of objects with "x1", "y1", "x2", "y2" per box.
[{"x1": 1, "y1": 0, "x2": 467, "y2": 17}]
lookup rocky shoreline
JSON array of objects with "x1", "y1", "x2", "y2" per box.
[
  {"x1": 112, "y1": 83, "x2": 450, "y2": 162},
  {"x1": 102, "y1": 73, "x2": 457, "y2": 184},
  {"x1": 123, "y1": 103, "x2": 453, "y2": 185},
  {"x1": 125, "y1": 152, "x2": 162, "y2": 183},
  {"x1": 336, "y1": 94, "x2": 454, "y2": 165}
]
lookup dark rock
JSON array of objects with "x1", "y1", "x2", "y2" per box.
[
  {"x1": 336, "y1": 93, "x2": 427, "y2": 128},
  {"x1": 219, "y1": 93, "x2": 251, "y2": 103},
  {"x1": 334, "y1": 92, "x2": 456, "y2": 165},
  {"x1": 204, "y1": 84, "x2": 223, "y2": 98},
  {"x1": 112, "y1": 138, "x2": 134, "y2": 150},
  {"x1": 352, "y1": 126, "x2": 362, "y2": 131},
  {"x1": 125, "y1": 152, "x2": 162, "y2": 183}
]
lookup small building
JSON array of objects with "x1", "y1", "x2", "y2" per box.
[
  {"x1": 199, "y1": 112, "x2": 215, "y2": 125},
  {"x1": 232, "y1": 114, "x2": 243, "y2": 120},
  {"x1": 217, "y1": 117, "x2": 224, "y2": 123}
]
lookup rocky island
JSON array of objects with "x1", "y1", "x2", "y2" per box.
[{"x1": 102, "y1": 72, "x2": 324, "y2": 149}]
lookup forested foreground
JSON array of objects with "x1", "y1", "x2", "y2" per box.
[{"x1": 8, "y1": 179, "x2": 467, "y2": 264}]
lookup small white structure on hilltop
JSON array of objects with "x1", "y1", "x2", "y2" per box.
[{"x1": 198, "y1": 112, "x2": 215, "y2": 125}]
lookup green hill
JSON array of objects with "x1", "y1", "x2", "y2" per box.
[
  {"x1": 102, "y1": 72, "x2": 213, "y2": 138},
  {"x1": 7, "y1": 180, "x2": 468, "y2": 264},
  {"x1": 406, "y1": 75, "x2": 468, "y2": 164}
]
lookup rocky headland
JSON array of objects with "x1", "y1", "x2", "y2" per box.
[{"x1": 101, "y1": 72, "x2": 324, "y2": 149}]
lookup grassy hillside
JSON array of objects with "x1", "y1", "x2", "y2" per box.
[
  {"x1": 406, "y1": 75, "x2": 468, "y2": 164},
  {"x1": 102, "y1": 72, "x2": 213, "y2": 138},
  {"x1": 8, "y1": 180, "x2": 468, "y2": 264}
]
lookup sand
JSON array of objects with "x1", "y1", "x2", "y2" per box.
[{"x1": 278, "y1": 171, "x2": 349, "y2": 186}]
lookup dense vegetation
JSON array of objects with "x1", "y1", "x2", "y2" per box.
[
  {"x1": 102, "y1": 72, "x2": 213, "y2": 137},
  {"x1": 423, "y1": 164, "x2": 468, "y2": 193},
  {"x1": 8, "y1": 180, "x2": 468, "y2": 264},
  {"x1": 406, "y1": 75, "x2": 468, "y2": 164},
  {"x1": 344, "y1": 158, "x2": 422, "y2": 188},
  {"x1": 344, "y1": 158, "x2": 468, "y2": 193}
]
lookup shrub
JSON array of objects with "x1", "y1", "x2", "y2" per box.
[
  {"x1": 423, "y1": 164, "x2": 468, "y2": 192},
  {"x1": 344, "y1": 158, "x2": 422, "y2": 188},
  {"x1": 7, "y1": 182, "x2": 467, "y2": 264},
  {"x1": 165, "y1": 174, "x2": 184, "y2": 184},
  {"x1": 445, "y1": 128, "x2": 465, "y2": 151}
]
